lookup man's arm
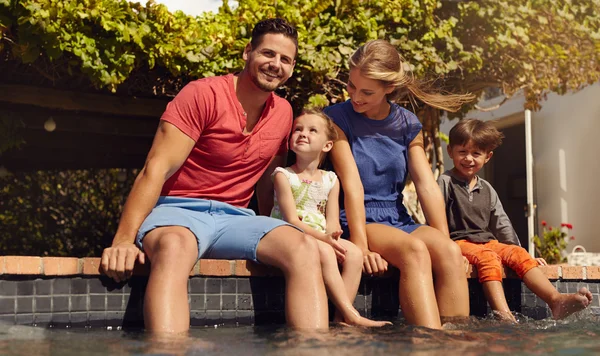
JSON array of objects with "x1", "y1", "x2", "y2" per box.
[
  {"x1": 488, "y1": 185, "x2": 520, "y2": 246},
  {"x1": 101, "y1": 121, "x2": 196, "y2": 282},
  {"x1": 256, "y1": 154, "x2": 286, "y2": 216}
]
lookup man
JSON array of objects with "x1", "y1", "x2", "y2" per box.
[{"x1": 101, "y1": 18, "x2": 328, "y2": 333}]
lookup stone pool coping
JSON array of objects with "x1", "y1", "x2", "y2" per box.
[{"x1": 1, "y1": 256, "x2": 598, "y2": 280}]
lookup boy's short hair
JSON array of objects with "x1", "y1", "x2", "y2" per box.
[
  {"x1": 449, "y1": 119, "x2": 504, "y2": 152},
  {"x1": 251, "y1": 18, "x2": 298, "y2": 54}
]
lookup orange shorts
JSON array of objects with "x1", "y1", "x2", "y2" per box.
[{"x1": 457, "y1": 239, "x2": 539, "y2": 283}]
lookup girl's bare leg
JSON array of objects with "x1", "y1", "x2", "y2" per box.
[
  {"x1": 333, "y1": 239, "x2": 364, "y2": 322},
  {"x1": 316, "y1": 240, "x2": 390, "y2": 327},
  {"x1": 366, "y1": 224, "x2": 442, "y2": 329},
  {"x1": 411, "y1": 226, "x2": 470, "y2": 319}
]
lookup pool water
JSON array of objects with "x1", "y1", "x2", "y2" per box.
[{"x1": 1, "y1": 311, "x2": 599, "y2": 355}]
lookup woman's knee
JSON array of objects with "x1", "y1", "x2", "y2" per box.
[
  {"x1": 433, "y1": 240, "x2": 464, "y2": 269},
  {"x1": 396, "y1": 239, "x2": 430, "y2": 267}
]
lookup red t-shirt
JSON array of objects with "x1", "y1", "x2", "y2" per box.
[{"x1": 159, "y1": 74, "x2": 292, "y2": 208}]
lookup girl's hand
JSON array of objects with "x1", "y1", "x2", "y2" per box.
[
  {"x1": 323, "y1": 230, "x2": 346, "y2": 263},
  {"x1": 362, "y1": 249, "x2": 388, "y2": 276}
]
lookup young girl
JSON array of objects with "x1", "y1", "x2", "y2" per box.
[
  {"x1": 326, "y1": 39, "x2": 474, "y2": 329},
  {"x1": 271, "y1": 110, "x2": 390, "y2": 327}
]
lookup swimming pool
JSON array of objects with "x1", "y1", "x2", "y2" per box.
[{"x1": 1, "y1": 312, "x2": 599, "y2": 355}]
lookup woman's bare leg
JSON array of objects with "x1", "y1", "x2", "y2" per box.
[
  {"x1": 366, "y1": 224, "x2": 441, "y2": 329},
  {"x1": 411, "y1": 226, "x2": 470, "y2": 319}
]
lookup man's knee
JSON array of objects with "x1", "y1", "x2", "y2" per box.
[
  {"x1": 145, "y1": 227, "x2": 198, "y2": 261},
  {"x1": 287, "y1": 233, "x2": 320, "y2": 266}
]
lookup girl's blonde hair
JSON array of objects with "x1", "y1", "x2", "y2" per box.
[
  {"x1": 298, "y1": 108, "x2": 338, "y2": 141},
  {"x1": 295, "y1": 108, "x2": 338, "y2": 166},
  {"x1": 349, "y1": 39, "x2": 474, "y2": 112}
]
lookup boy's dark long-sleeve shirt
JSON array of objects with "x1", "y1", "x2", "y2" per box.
[{"x1": 437, "y1": 170, "x2": 520, "y2": 246}]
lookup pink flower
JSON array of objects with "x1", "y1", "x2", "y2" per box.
[
  {"x1": 541, "y1": 220, "x2": 547, "y2": 227},
  {"x1": 561, "y1": 223, "x2": 574, "y2": 229},
  {"x1": 570, "y1": 236, "x2": 576, "y2": 240}
]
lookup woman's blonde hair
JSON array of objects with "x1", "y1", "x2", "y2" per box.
[{"x1": 349, "y1": 39, "x2": 474, "y2": 112}]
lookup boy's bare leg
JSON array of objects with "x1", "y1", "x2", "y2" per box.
[
  {"x1": 142, "y1": 226, "x2": 200, "y2": 333},
  {"x1": 482, "y1": 281, "x2": 516, "y2": 322},
  {"x1": 256, "y1": 226, "x2": 329, "y2": 329},
  {"x1": 315, "y1": 240, "x2": 390, "y2": 327},
  {"x1": 366, "y1": 224, "x2": 442, "y2": 329},
  {"x1": 522, "y1": 267, "x2": 593, "y2": 319},
  {"x1": 411, "y1": 226, "x2": 470, "y2": 319},
  {"x1": 333, "y1": 239, "x2": 364, "y2": 323}
]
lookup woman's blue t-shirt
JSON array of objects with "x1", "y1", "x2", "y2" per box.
[{"x1": 324, "y1": 100, "x2": 423, "y2": 230}]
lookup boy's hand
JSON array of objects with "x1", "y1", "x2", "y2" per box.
[
  {"x1": 101, "y1": 242, "x2": 146, "y2": 283},
  {"x1": 362, "y1": 249, "x2": 388, "y2": 276},
  {"x1": 323, "y1": 230, "x2": 346, "y2": 263},
  {"x1": 535, "y1": 258, "x2": 548, "y2": 266}
]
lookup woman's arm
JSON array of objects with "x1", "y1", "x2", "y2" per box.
[
  {"x1": 330, "y1": 125, "x2": 387, "y2": 274},
  {"x1": 407, "y1": 131, "x2": 450, "y2": 236},
  {"x1": 329, "y1": 126, "x2": 367, "y2": 249}
]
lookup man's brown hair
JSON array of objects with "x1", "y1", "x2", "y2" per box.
[{"x1": 449, "y1": 118, "x2": 504, "y2": 152}]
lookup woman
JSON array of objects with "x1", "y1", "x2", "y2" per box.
[{"x1": 325, "y1": 39, "x2": 472, "y2": 329}]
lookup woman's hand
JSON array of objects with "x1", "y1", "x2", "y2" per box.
[{"x1": 362, "y1": 249, "x2": 388, "y2": 276}]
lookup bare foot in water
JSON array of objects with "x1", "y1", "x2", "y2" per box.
[
  {"x1": 549, "y1": 287, "x2": 593, "y2": 319},
  {"x1": 341, "y1": 309, "x2": 392, "y2": 327},
  {"x1": 492, "y1": 310, "x2": 517, "y2": 323}
]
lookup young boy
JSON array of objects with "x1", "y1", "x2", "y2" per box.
[{"x1": 438, "y1": 118, "x2": 592, "y2": 321}]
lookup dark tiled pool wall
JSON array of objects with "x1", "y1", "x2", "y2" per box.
[{"x1": 1, "y1": 275, "x2": 598, "y2": 328}]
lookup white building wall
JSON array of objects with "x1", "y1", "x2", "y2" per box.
[{"x1": 439, "y1": 83, "x2": 600, "y2": 253}]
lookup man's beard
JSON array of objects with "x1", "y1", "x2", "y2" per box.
[{"x1": 251, "y1": 71, "x2": 283, "y2": 92}]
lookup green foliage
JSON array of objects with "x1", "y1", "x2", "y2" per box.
[
  {"x1": 0, "y1": 169, "x2": 137, "y2": 256},
  {"x1": 533, "y1": 221, "x2": 574, "y2": 264},
  {"x1": 456, "y1": 0, "x2": 600, "y2": 110},
  {"x1": 2, "y1": 0, "x2": 598, "y2": 111}
]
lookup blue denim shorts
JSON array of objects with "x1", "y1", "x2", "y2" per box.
[
  {"x1": 136, "y1": 196, "x2": 296, "y2": 262},
  {"x1": 340, "y1": 201, "x2": 422, "y2": 237}
]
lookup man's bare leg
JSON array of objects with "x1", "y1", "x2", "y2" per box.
[
  {"x1": 523, "y1": 267, "x2": 593, "y2": 319},
  {"x1": 142, "y1": 226, "x2": 199, "y2": 333},
  {"x1": 482, "y1": 281, "x2": 516, "y2": 322},
  {"x1": 256, "y1": 226, "x2": 329, "y2": 329}
]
